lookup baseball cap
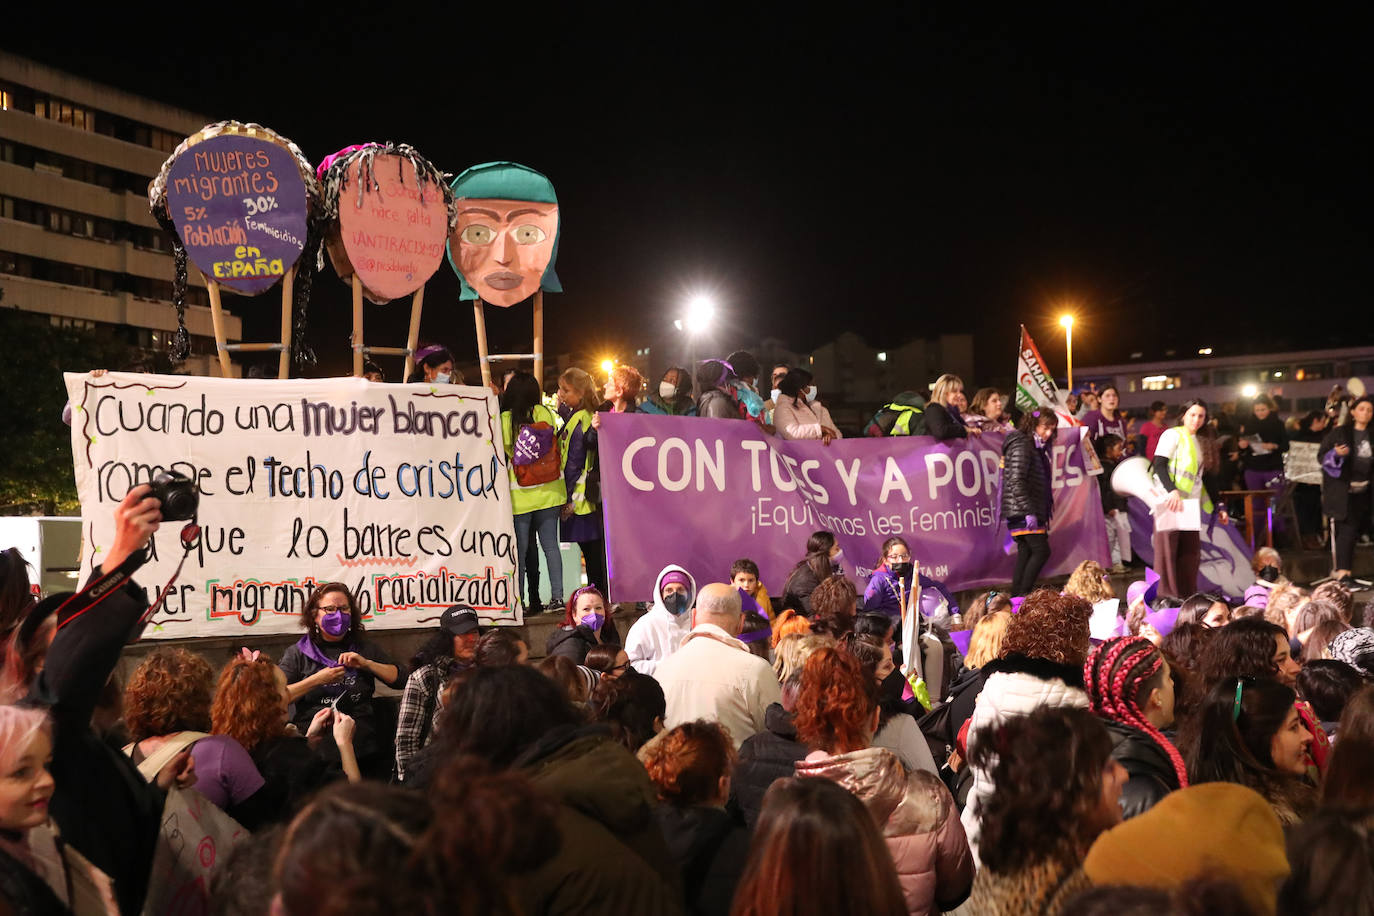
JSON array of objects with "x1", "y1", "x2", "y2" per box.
[{"x1": 440, "y1": 605, "x2": 479, "y2": 636}]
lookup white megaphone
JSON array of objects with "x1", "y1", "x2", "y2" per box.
[{"x1": 1112, "y1": 456, "x2": 1167, "y2": 512}]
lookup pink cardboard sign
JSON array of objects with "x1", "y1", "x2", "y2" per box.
[{"x1": 333, "y1": 153, "x2": 449, "y2": 302}]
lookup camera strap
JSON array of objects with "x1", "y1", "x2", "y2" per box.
[{"x1": 135, "y1": 521, "x2": 201, "y2": 630}]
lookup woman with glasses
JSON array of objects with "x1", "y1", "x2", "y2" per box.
[
  {"x1": 279, "y1": 582, "x2": 406, "y2": 778},
  {"x1": 862, "y1": 536, "x2": 959, "y2": 629}
]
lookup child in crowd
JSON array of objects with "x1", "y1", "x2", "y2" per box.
[
  {"x1": 1096, "y1": 433, "x2": 1129, "y2": 573},
  {"x1": 731, "y1": 558, "x2": 773, "y2": 615}
]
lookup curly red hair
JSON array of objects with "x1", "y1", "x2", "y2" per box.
[
  {"x1": 793, "y1": 647, "x2": 876, "y2": 754},
  {"x1": 642, "y1": 720, "x2": 736, "y2": 806},
  {"x1": 211, "y1": 656, "x2": 288, "y2": 753},
  {"x1": 124, "y1": 648, "x2": 214, "y2": 742},
  {"x1": 1000, "y1": 588, "x2": 1093, "y2": 666}
]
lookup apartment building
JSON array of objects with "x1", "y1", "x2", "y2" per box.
[{"x1": 0, "y1": 53, "x2": 239, "y2": 375}]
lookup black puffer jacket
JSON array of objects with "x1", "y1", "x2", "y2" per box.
[
  {"x1": 1000, "y1": 428, "x2": 1053, "y2": 524},
  {"x1": 730, "y1": 704, "x2": 806, "y2": 828},
  {"x1": 546, "y1": 625, "x2": 598, "y2": 664},
  {"x1": 1105, "y1": 720, "x2": 1182, "y2": 819}
]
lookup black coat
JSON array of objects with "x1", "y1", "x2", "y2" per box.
[
  {"x1": 1319, "y1": 424, "x2": 1371, "y2": 520},
  {"x1": 729, "y1": 704, "x2": 806, "y2": 828},
  {"x1": 780, "y1": 562, "x2": 824, "y2": 616},
  {"x1": 1000, "y1": 429, "x2": 1053, "y2": 523},
  {"x1": 923, "y1": 402, "x2": 967, "y2": 440},
  {"x1": 1105, "y1": 720, "x2": 1181, "y2": 819},
  {"x1": 546, "y1": 625, "x2": 598, "y2": 664},
  {"x1": 654, "y1": 805, "x2": 750, "y2": 916}
]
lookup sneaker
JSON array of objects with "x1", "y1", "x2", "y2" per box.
[{"x1": 1110, "y1": 563, "x2": 1127, "y2": 575}]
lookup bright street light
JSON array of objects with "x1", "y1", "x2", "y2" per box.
[
  {"x1": 1198, "y1": 347, "x2": 1214, "y2": 356},
  {"x1": 684, "y1": 294, "x2": 715, "y2": 334},
  {"x1": 600, "y1": 359, "x2": 614, "y2": 373},
  {"x1": 1241, "y1": 383, "x2": 1258, "y2": 398},
  {"x1": 1059, "y1": 314, "x2": 1075, "y2": 391}
]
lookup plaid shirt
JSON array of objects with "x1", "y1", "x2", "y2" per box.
[{"x1": 394, "y1": 658, "x2": 454, "y2": 782}]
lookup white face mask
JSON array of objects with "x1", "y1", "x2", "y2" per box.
[
  {"x1": 805, "y1": 386, "x2": 818, "y2": 403},
  {"x1": 434, "y1": 371, "x2": 452, "y2": 384},
  {"x1": 659, "y1": 381, "x2": 677, "y2": 399},
  {"x1": 770, "y1": 388, "x2": 782, "y2": 403}
]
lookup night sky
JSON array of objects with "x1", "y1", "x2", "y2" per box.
[{"x1": 10, "y1": 7, "x2": 1371, "y2": 383}]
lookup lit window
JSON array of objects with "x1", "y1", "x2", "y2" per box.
[
  {"x1": 877, "y1": 351, "x2": 887, "y2": 362},
  {"x1": 1141, "y1": 375, "x2": 1182, "y2": 391},
  {"x1": 0, "y1": 90, "x2": 10, "y2": 111}
]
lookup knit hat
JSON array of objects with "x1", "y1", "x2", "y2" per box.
[
  {"x1": 1083, "y1": 783, "x2": 1289, "y2": 915},
  {"x1": 1329, "y1": 627, "x2": 1374, "y2": 678},
  {"x1": 660, "y1": 571, "x2": 692, "y2": 594},
  {"x1": 999, "y1": 590, "x2": 1092, "y2": 666}
]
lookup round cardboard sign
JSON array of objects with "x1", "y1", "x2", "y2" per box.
[
  {"x1": 165, "y1": 132, "x2": 309, "y2": 295},
  {"x1": 332, "y1": 153, "x2": 449, "y2": 302}
]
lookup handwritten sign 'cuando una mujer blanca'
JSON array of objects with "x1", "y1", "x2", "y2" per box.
[
  {"x1": 66, "y1": 373, "x2": 524, "y2": 636},
  {"x1": 166, "y1": 133, "x2": 309, "y2": 295}
]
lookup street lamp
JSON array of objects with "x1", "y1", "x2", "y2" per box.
[
  {"x1": 1059, "y1": 314, "x2": 1075, "y2": 391},
  {"x1": 682, "y1": 294, "x2": 716, "y2": 375}
]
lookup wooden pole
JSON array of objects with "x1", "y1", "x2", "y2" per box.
[
  {"x1": 533, "y1": 290, "x2": 544, "y2": 387},
  {"x1": 404, "y1": 286, "x2": 425, "y2": 383},
  {"x1": 351, "y1": 274, "x2": 364, "y2": 377},
  {"x1": 205, "y1": 278, "x2": 232, "y2": 378},
  {"x1": 278, "y1": 266, "x2": 295, "y2": 379},
  {"x1": 473, "y1": 298, "x2": 492, "y2": 388}
]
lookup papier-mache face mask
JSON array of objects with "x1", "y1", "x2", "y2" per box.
[{"x1": 446, "y1": 161, "x2": 561, "y2": 307}]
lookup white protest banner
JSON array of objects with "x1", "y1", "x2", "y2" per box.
[{"x1": 66, "y1": 373, "x2": 521, "y2": 637}]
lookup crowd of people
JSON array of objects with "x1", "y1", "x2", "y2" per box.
[
  {"x1": 2, "y1": 467, "x2": 1374, "y2": 914},
  {"x1": 13, "y1": 344, "x2": 1374, "y2": 913}
]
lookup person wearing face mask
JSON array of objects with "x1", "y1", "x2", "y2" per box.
[
  {"x1": 279, "y1": 584, "x2": 406, "y2": 779},
  {"x1": 556, "y1": 367, "x2": 610, "y2": 598},
  {"x1": 625, "y1": 566, "x2": 698, "y2": 676},
  {"x1": 781, "y1": 531, "x2": 844, "y2": 616},
  {"x1": 762, "y1": 363, "x2": 789, "y2": 427},
  {"x1": 773, "y1": 367, "x2": 841, "y2": 443},
  {"x1": 1001, "y1": 408, "x2": 1059, "y2": 596},
  {"x1": 406, "y1": 343, "x2": 462, "y2": 385},
  {"x1": 546, "y1": 586, "x2": 620, "y2": 664},
  {"x1": 640, "y1": 366, "x2": 696, "y2": 416},
  {"x1": 862, "y1": 536, "x2": 960, "y2": 629}
]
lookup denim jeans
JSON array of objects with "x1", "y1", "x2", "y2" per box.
[{"x1": 513, "y1": 506, "x2": 564, "y2": 607}]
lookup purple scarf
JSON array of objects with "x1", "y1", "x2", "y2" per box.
[{"x1": 295, "y1": 634, "x2": 356, "y2": 697}]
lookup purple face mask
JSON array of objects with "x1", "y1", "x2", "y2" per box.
[
  {"x1": 320, "y1": 610, "x2": 350, "y2": 637},
  {"x1": 578, "y1": 612, "x2": 605, "y2": 632}
]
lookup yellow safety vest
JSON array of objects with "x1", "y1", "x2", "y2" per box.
[
  {"x1": 558, "y1": 408, "x2": 596, "y2": 516},
  {"x1": 1168, "y1": 430, "x2": 1214, "y2": 513},
  {"x1": 885, "y1": 404, "x2": 923, "y2": 436}
]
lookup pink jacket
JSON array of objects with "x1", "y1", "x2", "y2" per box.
[{"x1": 796, "y1": 747, "x2": 973, "y2": 915}]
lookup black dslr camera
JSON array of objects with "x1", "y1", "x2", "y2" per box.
[{"x1": 146, "y1": 470, "x2": 199, "y2": 521}]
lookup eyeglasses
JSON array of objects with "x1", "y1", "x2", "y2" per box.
[
  {"x1": 886, "y1": 554, "x2": 911, "y2": 563},
  {"x1": 317, "y1": 605, "x2": 350, "y2": 614},
  {"x1": 608, "y1": 662, "x2": 630, "y2": 674}
]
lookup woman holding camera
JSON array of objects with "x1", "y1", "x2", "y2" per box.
[{"x1": 279, "y1": 583, "x2": 405, "y2": 779}]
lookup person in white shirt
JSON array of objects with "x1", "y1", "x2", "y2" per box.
[
  {"x1": 625, "y1": 565, "x2": 697, "y2": 676},
  {"x1": 655, "y1": 583, "x2": 783, "y2": 749},
  {"x1": 772, "y1": 368, "x2": 842, "y2": 443}
]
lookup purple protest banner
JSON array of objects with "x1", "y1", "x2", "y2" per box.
[
  {"x1": 1125, "y1": 497, "x2": 1255, "y2": 600},
  {"x1": 166, "y1": 133, "x2": 309, "y2": 295},
  {"x1": 598, "y1": 414, "x2": 1108, "y2": 603}
]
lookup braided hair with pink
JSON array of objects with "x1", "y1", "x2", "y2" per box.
[{"x1": 1083, "y1": 636, "x2": 1189, "y2": 789}]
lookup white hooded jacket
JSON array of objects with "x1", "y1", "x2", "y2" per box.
[{"x1": 625, "y1": 564, "x2": 697, "y2": 676}]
